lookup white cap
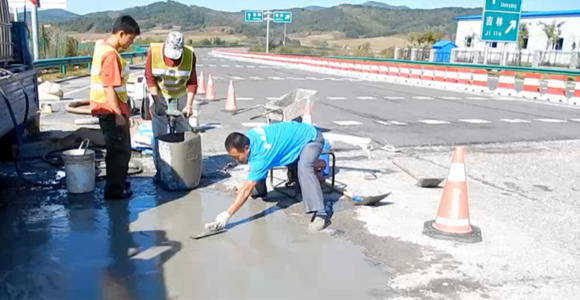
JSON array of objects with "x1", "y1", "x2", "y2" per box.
[{"x1": 164, "y1": 31, "x2": 184, "y2": 60}]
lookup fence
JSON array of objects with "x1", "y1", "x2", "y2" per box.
[{"x1": 451, "y1": 48, "x2": 580, "y2": 69}]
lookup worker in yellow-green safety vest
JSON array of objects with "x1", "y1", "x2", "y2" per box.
[{"x1": 144, "y1": 31, "x2": 198, "y2": 182}]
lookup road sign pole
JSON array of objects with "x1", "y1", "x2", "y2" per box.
[
  {"x1": 502, "y1": 42, "x2": 508, "y2": 66},
  {"x1": 283, "y1": 23, "x2": 287, "y2": 47},
  {"x1": 483, "y1": 42, "x2": 489, "y2": 65}
]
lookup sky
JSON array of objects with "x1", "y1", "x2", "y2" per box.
[{"x1": 66, "y1": 0, "x2": 580, "y2": 15}]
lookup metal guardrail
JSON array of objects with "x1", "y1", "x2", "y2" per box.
[
  {"x1": 33, "y1": 51, "x2": 147, "y2": 71},
  {"x1": 325, "y1": 55, "x2": 580, "y2": 77}
]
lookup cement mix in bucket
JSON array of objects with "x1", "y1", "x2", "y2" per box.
[{"x1": 0, "y1": 183, "x2": 387, "y2": 299}]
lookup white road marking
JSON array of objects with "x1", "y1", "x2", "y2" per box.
[
  {"x1": 305, "y1": 77, "x2": 318, "y2": 80},
  {"x1": 230, "y1": 76, "x2": 245, "y2": 80},
  {"x1": 197, "y1": 64, "x2": 204, "y2": 67},
  {"x1": 287, "y1": 77, "x2": 305, "y2": 81},
  {"x1": 384, "y1": 96, "x2": 405, "y2": 100},
  {"x1": 249, "y1": 77, "x2": 264, "y2": 80},
  {"x1": 570, "y1": 119, "x2": 580, "y2": 122},
  {"x1": 419, "y1": 120, "x2": 450, "y2": 125},
  {"x1": 356, "y1": 96, "x2": 377, "y2": 100},
  {"x1": 237, "y1": 97, "x2": 254, "y2": 101},
  {"x1": 535, "y1": 118, "x2": 567, "y2": 123},
  {"x1": 268, "y1": 77, "x2": 283, "y2": 80},
  {"x1": 241, "y1": 122, "x2": 268, "y2": 127},
  {"x1": 440, "y1": 96, "x2": 461, "y2": 100},
  {"x1": 213, "y1": 76, "x2": 224, "y2": 80},
  {"x1": 467, "y1": 97, "x2": 488, "y2": 100},
  {"x1": 63, "y1": 85, "x2": 90, "y2": 97},
  {"x1": 334, "y1": 121, "x2": 363, "y2": 126},
  {"x1": 259, "y1": 66, "x2": 269, "y2": 68},
  {"x1": 327, "y1": 97, "x2": 348, "y2": 100},
  {"x1": 501, "y1": 119, "x2": 531, "y2": 123},
  {"x1": 413, "y1": 96, "x2": 434, "y2": 100},
  {"x1": 459, "y1": 119, "x2": 491, "y2": 124},
  {"x1": 246, "y1": 65, "x2": 256, "y2": 68},
  {"x1": 208, "y1": 64, "x2": 217, "y2": 67},
  {"x1": 235, "y1": 65, "x2": 244, "y2": 68},
  {"x1": 388, "y1": 121, "x2": 407, "y2": 126},
  {"x1": 222, "y1": 64, "x2": 230, "y2": 67},
  {"x1": 376, "y1": 120, "x2": 406, "y2": 126}
]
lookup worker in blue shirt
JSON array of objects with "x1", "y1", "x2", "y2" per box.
[{"x1": 206, "y1": 122, "x2": 329, "y2": 232}]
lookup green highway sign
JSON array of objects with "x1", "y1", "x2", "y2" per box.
[
  {"x1": 482, "y1": 11, "x2": 520, "y2": 42},
  {"x1": 481, "y1": 0, "x2": 523, "y2": 43},
  {"x1": 484, "y1": 0, "x2": 522, "y2": 13},
  {"x1": 245, "y1": 11, "x2": 264, "y2": 22},
  {"x1": 273, "y1": 11, "x2": 292, "y2": 23}
]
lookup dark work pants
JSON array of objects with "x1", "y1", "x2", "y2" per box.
[{"x1": 98, "y1": 114, "x2": 132, "y2": 194}]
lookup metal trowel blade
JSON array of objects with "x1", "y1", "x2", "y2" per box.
[
  {"x1": 354, "y1": 193, "x2": 392, "y2": 206},
  {"x1": 191, "y1": 228, "x2": 227, "y2": 240}
]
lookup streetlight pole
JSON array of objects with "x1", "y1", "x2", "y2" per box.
[{"x1": 265, "y1": 11, "x2": 272, "y2": 53}]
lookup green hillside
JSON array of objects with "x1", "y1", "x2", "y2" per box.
[{"x1": 49, "y1": 0, "x2": 481, "y2": 39}]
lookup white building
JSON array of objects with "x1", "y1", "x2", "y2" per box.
[{"x1": 455, "y1": 10, "x2": 580, "y2": 53}]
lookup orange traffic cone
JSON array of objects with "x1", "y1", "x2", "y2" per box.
[
  {"x1": 302, "y1": 102, "x2": 312, "y2": 125},
  {"x1": 225, "y1": 80, "x2": 237, "y2": 112},
  {"x1": 205, "y1": 74, "x2": 216, "y2": 101},
  {"x1": 197, "y1": 71, "x2": 206, "y2": 95},
  {"x1": 423, "y1": 146, "x2": 482, "y2": 243}
]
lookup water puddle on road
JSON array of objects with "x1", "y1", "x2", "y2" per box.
[{"x1": 0, "y1": 180, "x2": 387, "y2": 299}]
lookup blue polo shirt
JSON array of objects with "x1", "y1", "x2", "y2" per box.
[{"x1": 246, "y1": 122, "x2": 318, "y2": 181}]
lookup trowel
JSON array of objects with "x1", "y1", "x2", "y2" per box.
[{"x1": 191, "y1": 228, "x2": 227, "y2": 240}]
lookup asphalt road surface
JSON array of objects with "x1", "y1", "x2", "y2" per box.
[{"x1": 55, "y1": 49, "x2": 580, "y2": 148}]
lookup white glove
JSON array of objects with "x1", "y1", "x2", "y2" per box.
[{"x1": 205, "y1": 211, "x2": 231, "y2": 231}]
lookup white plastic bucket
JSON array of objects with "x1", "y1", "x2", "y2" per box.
[{"x1": 62, "y1": 140, "x2": 95, "y2": 194}]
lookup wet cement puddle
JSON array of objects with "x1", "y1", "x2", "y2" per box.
[{"x1": 0, "y1": 180, "x2": 387, "y2": 299}]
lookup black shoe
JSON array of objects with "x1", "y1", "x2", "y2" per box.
[
  {"x1": 105, "y1": 189, "x2": 134, "y2": 200},
  {"x1": 125, "y1": 182, "x2": 131, "y2": 190}
]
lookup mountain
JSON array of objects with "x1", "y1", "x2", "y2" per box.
[
  {"x1": 360, "y1": 1, "x2": 410, "y2": 10},
  {"x1": 302, "y1": 6, "x2": 327, "y2": 11},
  {"x1": 50, "y1": 1, "x2": 481, "y2": 39},
  {"x1": 19, "y1": 9, "x2": 79, "y2": 23}
]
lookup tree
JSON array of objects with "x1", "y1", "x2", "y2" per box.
[
  {"x1": 517, "y1": 23, "x2": 529, "y2": 65},
  {"x1": 538, "y1": 20, "x2": 565, "y2": 63}
]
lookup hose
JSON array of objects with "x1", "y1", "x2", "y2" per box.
[
  {"x1": 0, "y1": 68, "x2": 61, "y2": 187},
  {"x1": 65, "y1": 99, "x2": 91, "y2": 115}
]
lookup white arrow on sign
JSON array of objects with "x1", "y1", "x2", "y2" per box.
[{"x1": 505, "y1": 20, "x2": 517, "y2": 34}]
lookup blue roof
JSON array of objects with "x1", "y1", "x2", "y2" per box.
[
  {"x1": 456, "y1": 9, "x2": 580, "y2": 20},
  {"x1": 432, "y1": 41, "x2": 456, "y2": 48}
]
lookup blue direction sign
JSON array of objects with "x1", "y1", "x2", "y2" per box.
[
  {"x1": 273, "y1": 11, "x2": 292, "y2": 24},
  {"x1": 245, "y1": 11, "x2": 264, "y2": 22},
  {"x1": 481, "y1": 0, "x2": 523, "y2": 43}
]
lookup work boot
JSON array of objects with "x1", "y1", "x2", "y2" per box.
[
  {"x1": 308, "y1": 214, "x2": 330, "y2": 232},
  {"x1": 104, "y1": 189, "x2": 134, "y2": 200}
]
